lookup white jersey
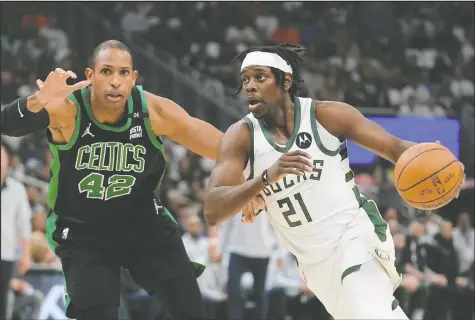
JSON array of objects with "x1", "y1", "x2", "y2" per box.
[{"x1": 243, "y1": 97, "x2": 386, "y2": 265}]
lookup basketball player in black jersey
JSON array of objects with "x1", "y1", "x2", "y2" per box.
[{"x1": 0, "y1": 40, "x2": 264, "y2": 320}]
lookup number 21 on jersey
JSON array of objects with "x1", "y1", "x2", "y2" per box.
[{"x1": 278, "y1": 192, "x2": 312, "y2": 227}]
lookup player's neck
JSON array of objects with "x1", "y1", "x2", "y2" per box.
[
  {"x1": 262, "y1": 97, "x2": 295, "y2": 135},
  {"x1": 89, "y1": 90, "x2": 127, "y2": 125}
]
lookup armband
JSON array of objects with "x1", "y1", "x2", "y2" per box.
[
  {"x1": 262, "y1": 169, "x2": 270, "y2": 186},
  {"x1": 1, "y1": 96, "x2": 50, "y2": 137}
]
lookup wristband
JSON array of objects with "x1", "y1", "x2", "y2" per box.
[{"x1": 262, "y1": 169, "x2": 270, "y2": 186}]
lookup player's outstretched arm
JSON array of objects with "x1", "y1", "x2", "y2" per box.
[
  {"x1": 1, "y1": 68, "x2": 89, "y2": 137},
  {"x1": 146, "y1": 92, "x2": 223, "y2": 160},
  {"x1": 316, "y1": 101, "x2": 415, "y2": 164},
  {"x1": 204, "y1": 121, "x2": 266, "y2": 226}
]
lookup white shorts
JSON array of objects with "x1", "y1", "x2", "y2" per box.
[{"x1": 298, "y1": 207, "x2": 408, "y2": 319}]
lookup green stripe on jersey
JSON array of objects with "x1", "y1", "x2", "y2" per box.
[
  {"x1": 82, "y1": 87, "x2": 133, "y2": 132},
  {"x1": 137, "y1": 86, "x2": 167, "y2": 195},
  {"x1": 310, "y1": 100, "x2": 339, "y2": 156},
  {"x1": 258, "y1": 98, "x2": 301, "y2": 153},
  {"x1": 48, "y1": 145, "x2": 61, "y2": 210},
  {"x1": 351, "y1": 185, "x2": 387, "y2": 242},
  {"x1": 45, "y1": 212, "x2": 58, "y2": 252}
]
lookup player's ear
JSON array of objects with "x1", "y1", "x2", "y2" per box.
[
  {"x1": 132, "y1": 70, "x2": 139, "y2": 85},
  {"x1": 85, "y1": 68, "x2": 93, "y2": 83},
  {"x1": 284, "y1": 73, "x2": 292, "y2": 91}
]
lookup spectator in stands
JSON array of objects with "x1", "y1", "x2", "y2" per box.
[
  {"x1": 220, "y1": 213, "x2": 276, "y2": 320},
  {"x1": 387, "y1": 218, "x2": 406, "y2": 262},
  {"x1": 30, "y1": 231, "x2": 61, "y2": 268},
  {"x1": 453, "y1": 262, "x2": 474, "y2": 320},
  {"x1": 266, "y1": 250, "x2": 330, "y2": 320},
  {"x1": 9, "y1": 278, "x2": 43, "y2": 320},
  {"x1": 182, "y1": 215, "x2": 208, "y2": 265},
  {"x1": 453, "y1": 212, "x2": 475, "y2": 276},
  {"x1": 424, "y1": 221, "x2": 458, "y2": 320},
  {"x1": 198, "y1": 235, "x2": 228, "y2": 320},
  {"x1": 396, "y1": 219, "x2": 429, "y2": 318},
  {"x1": 452, "y1": 212, "x2": 475, "y2": 319},
  {"x1": 1, "y1": 144, "x2": 32, "y2": 319}
]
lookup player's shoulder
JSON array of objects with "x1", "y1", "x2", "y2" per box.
[
  {"x1": 314, "y1": 100, "x2": 357, "y2": 120},
  {"x1": 141, "y1": 90, "x2": 179, "y2": 116},
  {"x1": 221, "y1": 119, "x2": 252, "y2": 150}
]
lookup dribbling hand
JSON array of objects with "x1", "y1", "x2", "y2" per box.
[
  {"x1": 241, "y1": 195, "x2": 266, "y2": 224},
  {"x1": 35, "y1": 68, "x2": 90, "y2": 110},
  {"x1": 266, "y1": 150, "x2": 313, "y2": 185},
  {"x1": 435, "y1": 141, "x2": 465, "y2": 199}
]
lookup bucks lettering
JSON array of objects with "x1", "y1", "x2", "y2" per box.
[
  {"x1": 75, "y1": 142, "x2": 146, "y2": 173},
  {"x1": 263, "y1": 160, "x2": 324, "y2": 197}
]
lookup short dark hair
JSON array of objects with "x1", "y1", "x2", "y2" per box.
[
  {"x1": 232, "y1": 43, "x2": 306, "y2": 101},
  {"x1": 89, "y1": 40, "x2": 134, "y2": 68}
]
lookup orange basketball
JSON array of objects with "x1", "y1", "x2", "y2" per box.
[{"x1": 394, "y1": 143, "x2": 462, "y2": 210}]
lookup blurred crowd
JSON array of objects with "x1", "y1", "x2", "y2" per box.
[
  {"x1": 1, "y1": 2, "x2": 474, "y2": 320},
  {"x1": 113, "y1": 2, "x2": 474, "y2": 117}
]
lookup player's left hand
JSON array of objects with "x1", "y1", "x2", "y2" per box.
[
  {"x1": 242, "y1": 195, "x2": 266, "y2": 224},
  {"x1": 455, "y1": 162, "x2": 465, "y2": 199},
  {"x1": 434, "y1": 141, "x2": 465, "y2": 199},
  {"x1": 17, "y1": 253, "x2": 31, "y2": 275}
]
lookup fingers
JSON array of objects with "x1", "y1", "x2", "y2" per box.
[
  {"x1": 36, "y1": 79, "x2": 44, "y2": 89},
  {"x1": 251, "y1": 196, "x2": 266, "y2": 214},
  {"x1": 55, "y1": 68, "x2": 77, "y2": 79},
  {"x1": 70, "y1": 80, "x2": 91, "y2": 91},
  {"x1": 242, "y1": 196, "x2": 267, "y2": 224},
  {"x1": 280, "y1": 160, "x2": 313, "y2": 174},
  {"x1": 241, "y1": 202, "x2": 255, "y2": 224},
  {"x1": 455, "y1": 164, "x2": 466, "y2": 199}
]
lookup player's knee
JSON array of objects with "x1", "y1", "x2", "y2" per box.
[{"x1": 77, "y1": 304, "x2": 118, "y2": 320}]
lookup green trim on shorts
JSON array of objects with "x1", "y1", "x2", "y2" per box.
[
  {"x1": 392, "y1": 298, "x2": 399, "y2": 311},
  {"x1": 45, "y1": 212, "x2": 71, "y2": 312},
  {"x1": 351, "y1": 185, "x2": 388, "y2": 242},
  {"x1": 162, "y1": 207, "x2": 206, "y2": 278},
  {"x1": 341, "y1": 264, "x2": 362, "y2": 283},
  {"x1": 163, "y1": 207, "x2": 177, "y2": 224}
]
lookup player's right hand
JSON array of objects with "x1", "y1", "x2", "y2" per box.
[
  {"x1": 266, "y1": 150, "x2": 313, "y2": 185},
  {"x1": 35, "y1": 68, "x2": 90, "y2": 108}
]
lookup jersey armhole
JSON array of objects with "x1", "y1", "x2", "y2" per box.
[
  {"x1": 46, "y1": 93, "x2": 82, "y2": 151},
  {"x1": 310, "y1": 100, "x2": 339, "y2": 156},
  {"x1": 243, "y1": 116, "x2": 254, "y2": 180},
  {"x1": 136, "y1": 86, "x2": 165, "y2": 154}
]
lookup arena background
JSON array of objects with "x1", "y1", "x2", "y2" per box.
[{"x1": 1, "y1": 2, "x2": 474, "y2": 320}]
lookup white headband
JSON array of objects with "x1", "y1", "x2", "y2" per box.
[{"x1": 240, "y1": 51, "x2": 293, "y2": 74}]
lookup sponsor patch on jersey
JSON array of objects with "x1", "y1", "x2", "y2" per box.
[
  {"x1": 129, "y1": 125, "x2": 143, "y2": 140},
  {"x1": 296, "y1": 132, "x2": 312, "y2": 149}
]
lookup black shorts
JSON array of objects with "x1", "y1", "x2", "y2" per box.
[{"x1": 50, "y1": 210, "x2": 197, "y2": 318}]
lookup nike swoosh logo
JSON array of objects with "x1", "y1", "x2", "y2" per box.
[{"x1": 18, "y1": 101, "x2": 24, "y2": 117}]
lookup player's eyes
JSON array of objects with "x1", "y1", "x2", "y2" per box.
[
  {"x1": 256, "y1": 75, "x2": 266, "y2": 81},
  {"x1": 241, "y1": 77, "x2": 250, "y2": 83},
  {"x1": 120, "y1": 70, "x2": 130, "y2": 76},
  {"x1": 101, "y1": 69, "x2": 111, "y2": 75}
]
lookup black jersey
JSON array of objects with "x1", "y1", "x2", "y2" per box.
[{"x1": 46, "y1": 86, "x2": 167, "y2": 227}]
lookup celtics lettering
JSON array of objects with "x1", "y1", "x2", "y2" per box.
[{"x1": 75, "y1": 142, "x2": 146, "y2": 173}]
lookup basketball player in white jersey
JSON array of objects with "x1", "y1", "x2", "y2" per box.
[{"x1": 204, "y1": 44, "x2": 465, "y2": 319}]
